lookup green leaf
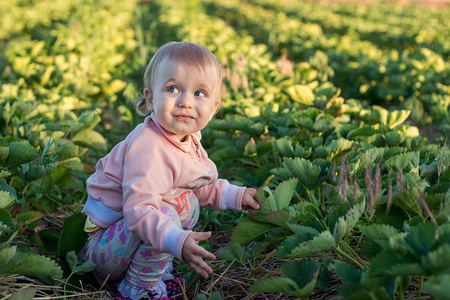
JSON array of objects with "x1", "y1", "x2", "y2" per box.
[
  {"x1": 264, "y1": 209, "x2": 292, "y2": 229},
  {"x1": 57, "y1": 213, "x2": 88, "y2": 260},
  {"x1": 286, "y1": 224, "x2": 320, "y2": 236},
  {"x1": 425, "y1": 274, "x2": 450, "y2": 300},
  {"x1": 0, "y1": 191, "x2": 15, "y2": 209},
  {"x1": 285, "y1": 85, "x2": 314, "y2": 105},
  {"x1": 371, "y1": 106, "x2": 411, "y2": 129},
  {"x1": 332, "y1": 201, "x2": 365, "y2": 242},
  {"x1": 0, "y1": 147, "x2": 9, "y2": 166},
  {"x1": 251, "y1": 259, "x2": 319, "y2": 298},
  {"x1": 404, "y1": 222, "x2": 437, "y2": 257},
  {"x1": 18, "y1": 161, "x2": 59, "y2": 182},
  {"x1": 0, "y1": 246, "x2": 62, "y2": 277},
  {"x1": 230, "y1": 242, "x2": 244, "y2": 261},
  {"x1": 385, "y1": 152, "x2": 416, "y2": 171},
  {"x1": 9, "y1": 287, "x2": 37, "y2": 300},
  {"x1": 347, "y1": 127, "x2": 379, "y2": 140},
  {"x1": 421, "y1": 244, "x2": 450, "y2": 275},
  {"x1": 72, "y1": 129, "x2": 107, "y2": 152},
  {"x1": 0, "y1": 221, "x2": 10, "y2": 235},
  {"x1": 370, "y1": 250, "x2": 424, "y2": 276},
  {"x1": 353, "y1": 148, "x2": 386, "y2": 176},
  {"x1": 231, "y1": 218, "x2": 278, "y2": 246},
  {"x1": 272, "y1": 138, "x2": 311, "y2": 159},
  {"x1": 393, "y1": 191, "x2": 422, "y2": 216},
  {"x1": 0, "y1": 208, "x2": 14, "y2": 230},
  {"x1": 385, "y1": 131, "x2": 403, "y2": 147},
  {"x1": 15, "y1": 211, "x2": 45, "y2": 225},
  {"x1": 66, "y1": 251, "x2": 78, "y2": 272},
  {"x1": 329, "y1": 138, "x2": 354, "y2": 160},
  {"x1": 73, "y1": 260, "x2": 96, "y2": 275},
  {"x1": 250, "y1": 179, "x2": 297, "y2": 220},
  {"x1": 282, "y1": 259, "x2": 320, "y2": 290},
  {"x1": 360, "y1": 224, "x2": 401, "y2": 250},
  {"x1": 77, "y1": 111, "x2": 101, "y2": 130},
  {"x1": 4, "y1": 142, "x2": 40, "y2": 168},
  {"x1": 333, "y1": 260, "x2": 361, "y2": 284},
  {"x1": 253, "y1": 186, "x2": 276, "y2": 216},
  {"x1": 0, "y1": 169, "x2": 12, "y2": 179},
  {"x1": 251, "y1": 277, "x2": 299, "y2": 294},
  {"x1": 386, "y1": 110, "x2": 411, "y2": 129},
  {"x1": 280, "y1": 158, "x2": 321, "y2": 191},
  {"x1": 278, "y1": 230, "x2": 336, "y2": 258},
  {"x1": 57, "y1": 142, "x2": 87, "y2": 161},
  {"x1": 273, "y1": 178, "x2": 298, "y2": 211}
]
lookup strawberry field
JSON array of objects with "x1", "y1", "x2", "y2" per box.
[{"x1": 1, "y1": 0, "x2": 449, "y2": 299}]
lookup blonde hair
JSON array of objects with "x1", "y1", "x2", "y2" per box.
[{"x1": 134, "y1": 41, "x2": 223, "y2": 116}]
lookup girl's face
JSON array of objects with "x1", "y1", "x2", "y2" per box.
[{"x1": 145, "y1": 58, "x2": 220, "y2": 142}]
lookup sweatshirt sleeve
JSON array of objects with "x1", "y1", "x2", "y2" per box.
[
  {"x1": 122, "y1": 133, "x2": 190, "y2": 261},
  {"x1": 194, "y1": 179, "x2": 246, "y2": 211}
]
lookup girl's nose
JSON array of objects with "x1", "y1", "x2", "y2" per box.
[{"x1": 177, "y1": 94, "x2": 193, "y2": 108}]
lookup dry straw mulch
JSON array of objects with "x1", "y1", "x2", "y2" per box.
[
  {"x1": 0, "y1": 230, "x2": 431, "y2": 299},
  {"x1": 1, "y1": 230, "x2": 341, "y2": 300}
]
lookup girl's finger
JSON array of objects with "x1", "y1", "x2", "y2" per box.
[
  {"x1": 191, "y1": 231, "x2": 211, "y2": 242},
  {"x1": 196, "y1": 247, "x2": 216, "y2": 260},
  {"x1": 248, "y1": 198, "x2": 260, "y2": 209}
]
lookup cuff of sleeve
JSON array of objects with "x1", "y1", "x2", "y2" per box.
[
  {"x1": 160, "y1": 226, "x2": 191, "y2": 261},
  {"x1": 220, "y1": 183, "x2": 246, "y2": 211}
]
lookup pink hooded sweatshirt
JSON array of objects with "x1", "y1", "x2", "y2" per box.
[{"x1": 83, "y1": 114, "x2": 246, "y2": 260}]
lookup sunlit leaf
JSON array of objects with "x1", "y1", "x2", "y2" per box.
[
  {"x1": 285, "y1": 84, "x2": 314, "y2": 105},
  {"x1": 72, "y1": 129, "x2": 107, "y2": 152},
  {"x1": 0, "y1": 191, "x2": 15, "y2": 209}
]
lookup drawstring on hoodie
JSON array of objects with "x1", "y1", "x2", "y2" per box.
[{"x1": 194, "y1": 142, "x2": 201, "y2": 158}]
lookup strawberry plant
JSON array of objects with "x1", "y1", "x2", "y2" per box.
[{"x1": 2, "y1": 0, "x2": 450, "y2": 299}]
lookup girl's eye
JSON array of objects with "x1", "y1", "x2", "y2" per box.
[
  {"x1": 168, "y1": 86, "x2": 180, "y2": 93},
  {"x1": 194, "y1": 91, "x2": 206, "y2": 97}
]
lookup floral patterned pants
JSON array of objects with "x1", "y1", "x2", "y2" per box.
[{"x1": 79, "y1": 200, "x2": 199, "y2": 290}]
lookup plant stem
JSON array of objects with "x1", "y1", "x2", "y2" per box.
[
  {"x1": 355, "y1": 232, "x2": 364, "y2": 252},
  {"x1": 417, "y1": 276, "x2": 424, "y2": 300},
  {"x1": 340, "y1": 241, "x2": 368, "y2": 270},
  {"x1": 294, "y1": 190, "x2": 302, "y2": 202},
  {"x1": 306, "y1": 188, "x2": 318, "y2": 205},
  {"x1": 241, "y1": 159, "x2": 262, "y2": 168},
  {"x1": 335, "y1": 244, "x2": 365, "y2": 270},
  {"x1": 399, "y1": 277, "x2": 404, "y2": 300},
  {"x1": 63, "y1": 272, "x2": 75, "y2": 296}
]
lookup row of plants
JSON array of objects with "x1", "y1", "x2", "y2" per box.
[
  {"x1": 255, "y1": 0, "x2": 450, "y2": 55},
  {"x1": 0, "y1": 0, "x2": 141, "y2": 294},
  {"x1": 143, "y1": 1, "x2": 450, "y2": 298},
  {"x1": 211, "y1": 99, "x2": 450, "y2": 298},
  {"x1": 203, "y1": 0, "x2": 450, "y2": 142}
]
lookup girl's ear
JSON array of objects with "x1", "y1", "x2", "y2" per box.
[
  {"x1": 144, "y1": 88, "x2": 153, "y2": 111},
  {"x1": 209, "y1": 100, "x2": 221, "y2": 120}
]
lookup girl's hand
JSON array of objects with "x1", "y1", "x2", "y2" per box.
[
  {"x1": 182, "y1": 231, "x2": 216, "y2": 279},
  {"x1": 242, "y1": 188, "x2": 260, "y2": 210}
]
